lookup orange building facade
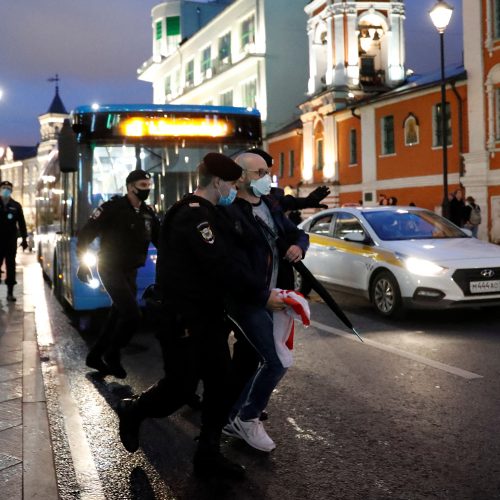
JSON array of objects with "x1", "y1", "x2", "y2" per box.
[{"x1": 264, "y1": 0, "x2": 500, "y2": 242}]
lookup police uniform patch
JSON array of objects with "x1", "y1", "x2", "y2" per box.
[
  {"x1": 90, "y1": 207, "x2": 103, "y2": 220},
  {"x1": 197, "y1": 222, "x2": 215, "y2": 244},
  {"x1": 7, "y1": 213, "x2": 13, "y2": 220}
]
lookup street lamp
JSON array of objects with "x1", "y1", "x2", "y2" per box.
[{"x1": 429, "y1": 0, "x2": 454, "y2": 219}]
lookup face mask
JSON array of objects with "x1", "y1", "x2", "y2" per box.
[
  {"x1": 217, "y1": 185, "x2": 237, "y2": 206},
  {"x1": 134, "y1": 188, "x2": 150, "y2": 201},
  {"x1": 250, "y1": 174, "x2": 272, "y2": 197},
  {"x1": 1, "y1": 189, "x2": 11, "y2": 198}
]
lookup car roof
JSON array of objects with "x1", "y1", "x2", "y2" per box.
[{"x1": 322, "y1": 206, "x2": 428, "y2": 214}]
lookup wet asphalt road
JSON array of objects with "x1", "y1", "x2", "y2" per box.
[{"x1": 39, "y1": 277, "x2": 500, "y2": 500}]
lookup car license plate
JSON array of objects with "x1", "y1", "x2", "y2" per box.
[{"x1": 470, "y1": 280, "x2": 500, "y2": 293}]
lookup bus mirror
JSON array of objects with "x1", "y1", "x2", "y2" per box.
[{"x1": 58, "y1": 119, "x2": 78, "y2": 173}]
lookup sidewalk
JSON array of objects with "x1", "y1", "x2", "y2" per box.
[{"x1": 0, "y1": 253, "x2": 58, "y2": 499}]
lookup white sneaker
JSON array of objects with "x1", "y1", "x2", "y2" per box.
[
  {"x1": 231, "y1": 416, "x2": 276, "y2": 452},
  {"x1": 222, "y1": 421, "x2": 239, "y2": 438}
]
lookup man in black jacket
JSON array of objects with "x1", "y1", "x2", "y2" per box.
[
  {"x1": 0, "y1": 181, "x2": 28, "y2": 301},
  {"x1": 77, "y1": 170, "x2": 160, "y2": 378}
]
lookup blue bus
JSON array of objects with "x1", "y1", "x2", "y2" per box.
[{"x1": 36, "y1": 104, "x2": 262, "y2": 311}]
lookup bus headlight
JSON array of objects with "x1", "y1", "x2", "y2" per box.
[
  {"x1": 88, "y1": 278, "x2": 100, "y2": 289},
  {"x1": 405, "y1": 257, "x2": 446, "y2": 277},
  {"x1": 82, "y1": 251, "x2": 97, "y2": 267}
]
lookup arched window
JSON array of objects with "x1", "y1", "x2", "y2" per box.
[
  {"x1": 404, "y1": 113, "x2": 419, "y2": 146},
  {"x1": 314, "y1": 121, "x2": 324, "y2": 171}
]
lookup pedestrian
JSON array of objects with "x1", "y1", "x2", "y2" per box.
[
  {"x1": 77, "y1": 170, "x2": 160, "y2": 378},
  {"x1": 379, "y1": 194, "x2": 388, "y2": 206},
  {"x1": 116, "y1": 153, "x2": 265, "y2": 479},
  {"x1": 388, "y1": 196, "x2": 398, "y2": 206},
  {"x1": 222, "y1": 152, "x2": 309, "y2": 453},
  {"x1": 449, "y1": 189, "x2": 466, "y2": 227},
  {"x1": 464, "y1": 196, "x2": 481, "y2": 237},
  {"x1": 0, "y1": 181, "x2": 28, "y2": 301}
]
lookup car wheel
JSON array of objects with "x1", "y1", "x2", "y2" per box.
[
  {"x1": 370, "y1": 271, "x2": 402, "y2": 317},
  {"x1": 294, "y1": 269, "x2": 312, "y2": 296}
]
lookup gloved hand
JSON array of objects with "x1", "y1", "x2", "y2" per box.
[
  {"x1": 76, "y1": 264, "x2": 92, "y2": 284},
  {"x1": 20, "y1": 239, "x2": 28, "y2": 251},
  {"x1": 305, "y1": 186, "x2": 330, "y2": 209}
]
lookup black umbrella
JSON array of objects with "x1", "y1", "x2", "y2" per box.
[{"x1": 254, "y1": 215, "x2": 363, "y2": 342}]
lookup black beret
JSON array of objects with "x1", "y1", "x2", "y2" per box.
[
  {"x1": 245, "y1": 148, "x2": 273, "y2": 167},
  {"x1": 0, "y1": 181, "x2": 13, "y2": 189},
  {"x1": 200, "y1": 153, "x2": 242, "y2": 181},
  {"x1": 126, "y1": 169, "x2": 151, "y2": 184}
]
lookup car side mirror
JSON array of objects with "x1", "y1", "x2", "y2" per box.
[
  {"x1": 58, "y1": 119, "x2": 78, "y2": 173},
  {"x1": 344, "y1": 231, "x2": 370, "y2": 244}
]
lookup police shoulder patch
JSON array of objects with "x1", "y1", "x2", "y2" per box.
[
  {"x1": 90, "y1": 207, "x2": 103, "y2": 220},
  {"x1": 196, "y1": 221, "x2": 215, "y2": 244},
  {"x1": 189, "y1": 202, "x2": 200, "y2": 208}
]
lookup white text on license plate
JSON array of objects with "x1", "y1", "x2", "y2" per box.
[{"x1": 470, "y1": 280, "x2": 500, "y2": 293}]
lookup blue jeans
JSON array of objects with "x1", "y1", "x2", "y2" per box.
[{"x1": 228, "y1": 303, "x2": 287, "y2": 421}]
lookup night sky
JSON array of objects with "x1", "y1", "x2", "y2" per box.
[{"x1": 0, "y1": 0, "x2": 463, "y2": 147}]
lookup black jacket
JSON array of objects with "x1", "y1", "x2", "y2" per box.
[
  {"x1": 77, "y1": 195, "x2": 159, "y2": 270},
  {"x1": 223, "y1": 196, "x2": 309, "y2": 301},
  {"x1": 156, "y1": 194, "x2": 262, "y2": 309},
  {"x1": 0, "y1": 198, "x2": 27, "y2": 240},
  {"x1": 449, "y1": 197, "x2": 466, "y2": 227}
]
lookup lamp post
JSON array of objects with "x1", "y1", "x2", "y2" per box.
[{"x1": 429, "y1": 0, "x2": 454, "y2": 219}]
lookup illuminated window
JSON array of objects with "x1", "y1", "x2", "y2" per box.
[
  {"x1": 155, "y1": 21, "x2": 162, "y2": 40},
  {"x1": 433, "y1": 103, "x2": 452, "y2": 147},
  {"x1": 279, "y1": 152, "x2": 285, "y2": 178},
  {"x1": 242, "y1": 80, "x2": 257, "y2": 108},
  {"x1": 201, "y1": 46, "x2": 212, "y2": 74},
  {"x1": 316, "y1": 138, "x2": 324, "y2": 171},
  {"x1": 404, "y1": 113, "x2": 420, "y2": 146},
  {"x1": 185, "y1": 60, "x2": 194, "y2": 87},
  {"x1": 349, "y1": 129, "x2": 357, "y2": 164},
  {"x1": 381, "y1": 115, "x2": 395, "y2": 155},
  {"x1": 289, "y1": 150, "x2": 295, "y2": 177},
  {"x1": 241, "y1": 16, "x2": 255, "y2": 48},
  {"x1": 220, "y1": 90, "x2": 233, "y2": 106}
]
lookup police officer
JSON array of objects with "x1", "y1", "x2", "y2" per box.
[
  {"x1": 0, "y1": 181, "x2": 28, "y2": 302},
  {"x1": 77, "y1": 170, "x2": 159, "y2": 378},
  {"x1": 116, "y1": 153, "x2": 261, "y2": 480}
]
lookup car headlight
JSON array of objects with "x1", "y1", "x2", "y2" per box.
[
  {"x1": 404, "y1": 257, "x2": 446, "y2": 277},
  {"x1": 82, "y1": 251, "x2": 97, "y2": 267}
]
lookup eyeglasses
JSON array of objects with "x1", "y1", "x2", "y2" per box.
[{"x1": 246, "y1": 168, "x2": 270, "y2": 178}]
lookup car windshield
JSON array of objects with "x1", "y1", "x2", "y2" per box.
[{"x1": 363, "y1": 209, "x2": 468, "y2": 241}]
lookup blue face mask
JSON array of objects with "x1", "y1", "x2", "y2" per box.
[
  {"x1": 1, "y1": 188, "x2": 12, "y2": 198},
  {"x1": 217, "y1": 185, "x2": 237, "y2": 206}
]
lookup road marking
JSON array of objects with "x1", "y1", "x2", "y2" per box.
[
  {"x1": 310, "y1": 320, "x2": 484, "y2": 380},
  {"x1": 31, "y1": 263, "x2": 105, "y2": 500}
]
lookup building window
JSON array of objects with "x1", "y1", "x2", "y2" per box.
[
  {"x1": 220, "y1": 90, "x2": 233, "y2": 106},
  {"x1": 155, "y1": 20, "x2": 163, "y2": 40},
  {"x1": 164, "y1": 75, "x2": 172, "y2": 98},
  {"x1": 242, "y1": 80, "x2": 257, "y2": 108},
  {"x1": 278, "y1": 153, "x2": 285, "y2": 178},
  {"x1": 404, "y1": 113, "x2": 420, "y2": 146},
  {"x1": 219, "y1": 32, "x2": 231, "y2": 62},
  {"x1": 349, "y1": 129, "x2": 357, "y2": 164},
  {"x1": 185, "y1": 59, "x2": 194, "y2": 87},
  {"x1": 433, "y1": 102, "x2": 452, "y2": 147},
  {"x1": 241, "y1": 16, "x2": 255, "y2": 48},
  {"x1": 316, "y1": 138, "x2": 324, "y2": 171},
  {"x1": 381, "y1": 115, "x2": 395, "y2": 155},
  {"x1": 289, "y1": 150, "x2": 295, "y2": 177},
  {"x1": 201, "y1": 46, "x2": 212, "y2": 74},
  {"x1": 166, "y1": 16, "x2": 180, "y2": 36},
  {"x1": 495, "y1": 0, "x2": 500, "y2": 38}
]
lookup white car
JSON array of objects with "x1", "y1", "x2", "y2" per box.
[{"x1": 298, "y1": 206, "x2": 500, "y2": 316}]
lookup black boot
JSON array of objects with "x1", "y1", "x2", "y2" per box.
[
  {"x1": 6, "y1": 285, "x2": 16, "y2": 302},
  {"x1": 85, "y1": 348, "x2": 111, "y2": 375},
  {"x1": 193, "y1": 430, "x2": 246, "y2": 480},
  {"x1": 116, "y1": 397, "x2": 142, "y2": 453},
  {"x1": 102, "y1": 351, "x2": 127, "y2": 379}
]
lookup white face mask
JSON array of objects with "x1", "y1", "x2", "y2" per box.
[{"x1": 250, "y1": 174, "x2": 272, "y2": 197}]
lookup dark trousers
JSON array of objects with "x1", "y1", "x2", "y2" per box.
[
  {"x1": 0, "y1": 237, "x2": 18, "y2": 287},
  {"x1": 136, "y1": 307, "x2": 232, "y2": 437},
  {"x1": 93, "y1": 266, "x2": 141, "y2": 355}
]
